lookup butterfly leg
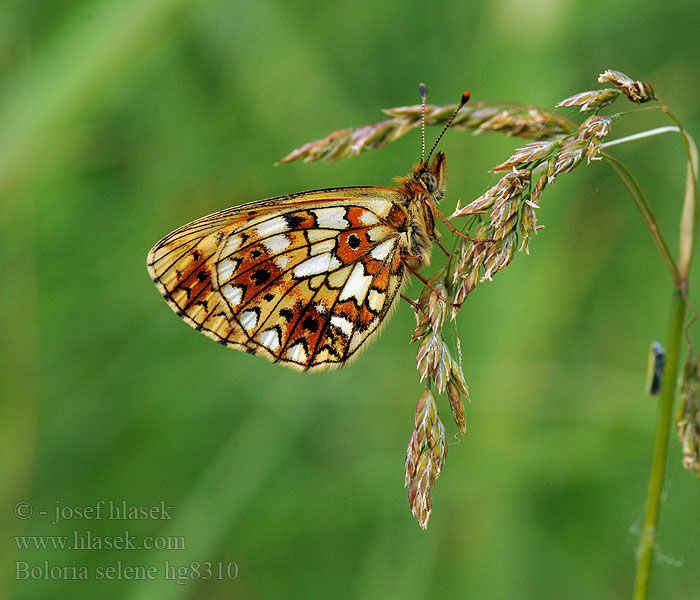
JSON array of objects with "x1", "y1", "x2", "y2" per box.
[
  {"x1": 400, "y1": 293, "x2": 422, "y2": 311},
  {"x1": 400, "y1": 257, "x2": 461, "y2": 308},
  {"x1": 424, "y1": 197, "x2": 495, "y2": 243},
  {"x1": 435, "y1": 238, "x2": 451, "y2": 257}
]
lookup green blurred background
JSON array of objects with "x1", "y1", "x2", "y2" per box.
[{"x1": 2, "y1": 0, "x2": 699, "y2": 598}]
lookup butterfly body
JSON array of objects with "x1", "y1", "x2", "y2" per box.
[{"x1": 148, "y1": 152, "x2": 447, "y2": 371}]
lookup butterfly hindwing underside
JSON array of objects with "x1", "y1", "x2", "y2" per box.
[
  {"x1": 149, "y1": 150, "x2": 447, "y2": 371},
  {"x1": 148, "y1": 187, "x2": 416, "y2": 371}
]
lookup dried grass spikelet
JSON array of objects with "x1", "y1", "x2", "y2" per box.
[
  {"x1": 451, "y1": 169, "x2": 530, "y2": 218},
  {"x1": 405, "y1": 388, "x2": 448, "y2": 529},
  {"x1": 556, "y1": 70, "x2": 655, "y2": 113},
  {"x1": 678, "y1": 351, "x2": 700, "y2": 477},
  {"x1": 451, "y1": 169, "x2": 529, "y2": 279},
  {"x1": 278, "y1": 103, "x2": 572, "y2": 165},
  {"x1": 446, "y1": 221, "x2": 494, "y2": 312},
  {"x1": 413, "y1": 282, "x2": 453, "y2": 393},
  {"x1": 557, "y1": 88, "x2": 620, "y2": 112},
  {"x1": 553, "y1": 139, "x2": 586, "y2": 175},
  {"x1": 555, "y1": 115, "x2": 613, "y2": 172},
  {"x1": 447, "y1": 223, "x2": 491, "y2": 309},
  {"x1": 409, "y1": 271, "x2": 470, "y2": 450},
  {"x1": 416, "y1": 330, "x2": 446, "y2": 385},
  {"x1": 492, "y1": 140, "x2": 559, "y2": 172},
  {"x1": 598, "y1": 69, "x2": 655, "y2": 103},
  {"x1": 448, "y1": 109, "x2": 615, "y2": 306},
  {"x1": 279, "y1": 70, "x2": 648, "y2": 167},
  {"x1": 472, "y1": 108, "x2": 567, "y2": 138},
  {"x1": 579, "y1": 116, "x2": 612, "y2": 163},
  {"x1": 446, "y1": 353, "x2": 469, "y2": 434}
]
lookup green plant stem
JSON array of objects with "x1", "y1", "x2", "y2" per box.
[
  {"x1": 602, "y1": 126, "x2": 680, "y2": 149},
  {"x1": 633, "y1": 288, "x2": 686, "y2": 600},
  {"x1": 606, "y1": 100, "x2": 697, "y2": 600}
]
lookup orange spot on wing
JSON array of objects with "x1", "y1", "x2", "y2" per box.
[
  {"x1": 345, "y1": 206, "x2": 368, "y2": 228},
  {"x1": 286, "y1": 309, "x2": 325, "y2": 357},
  {"x1": 371, "y1": 260, "x2": 391, "y2": 291},
  {"x1": 232, "y1": 258, "x2": 284, "y2": 304},
  {"x1": 361, "y1": 255, "x2": 383, "y2": 276},
  {"x1": 386, "y1": 205, "x2": 407, "y2": 229},
  {"x1": 336, "y1": 228, "x2": 371, "y2": 265},
  {"x1": 334, "y1": 300, "x2": 359, "y2": 323},
  {"x1": 357, "y1": 304, "x2": 375, "y2": 330}
]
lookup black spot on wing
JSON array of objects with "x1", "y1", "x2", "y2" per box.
[
  {"x1": 284, "y1": 214, "x2": 305, "y2": 229},
  {"x1": 302, "y1": 315, "x2": 318, "y2": 333},
  {"x1": 251, "y1": 268, "x2": 271, "y2": 285}
]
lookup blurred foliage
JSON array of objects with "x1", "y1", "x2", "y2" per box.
[{"x1": 1, "y1": 0, "x2": 699, "y2": 598}]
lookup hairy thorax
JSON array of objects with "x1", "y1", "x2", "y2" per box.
[{"x1": 396, "y1": 151, "x2": 446, "y2": 270}]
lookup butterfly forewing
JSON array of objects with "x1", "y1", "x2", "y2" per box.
[{"x1": 147, "y1": 188, "x2": 409, "y2": 370}]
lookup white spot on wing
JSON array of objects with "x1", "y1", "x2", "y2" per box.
[
  {"x1": 255, "y1": 216, "x2": 288, "y2": 238},
  {"x1": 370, "y1": 239, "x2": 394, "y2": 261},
  {"x1": 286, "y1": 342, "x2": 308, "y2": 363},
  {"x1": 293, "y1": 252, "x2": 341, "y2": 278},
  {"x1": 259, "y1": 328, "x2": 281, "y2": 351},
  {"x1": 240, "y1": 309, "x2": 259, "y2": 332},
  {"x1": 262, "y1": 234, "x2": 291, "y2": 254},
  {"x1": 349, "y1": 331, "x2": 363, "y2": 352},
  {"x1": 368, "y1": 289, "x2": 385, "y2": 312},
  {"x1": 366, "y1": 225, "x2": 395, "y2": 242},
  {"x1": 307, "y1": 229, "x2": 338, "y2": 242},
  {"x1": 359, "y1": 210, "x2": 379, "y2": 225},
  {"x1": 330, "y1": 315, "x2": 353, "y2": 337},
  {"x1": 339, "y1": 262, "x2": 373, "y2": 303},
  {"x1": 223, "y1": 284, "x2": 243, "y2": 306},
  {"x1": 313, "y1": 207, "x2": 349, "y2": 229},
  {"x1": 223, "y1": 234, "x2": 243, "y2": 256},
  {"x1": 365, "y1": 198, "x2": 393, "y2": 218},
  {"x1": 310, "y1": 239, "x2": 336, "y2": 255},
  {"x1": 275, "y1": 255, "x2": 291, "y2": 269},
  {"x1": 218, "y1": 258, "x2": 238, "y2": 282}
]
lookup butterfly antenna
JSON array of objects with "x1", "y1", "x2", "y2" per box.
[
  {"x1": 419, "y1": 83, "x2": 427, "y2": 163},
  {"x1": 426, "y1": 90, "x2": 471, "y2": 162}
]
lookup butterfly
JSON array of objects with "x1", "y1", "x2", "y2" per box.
[{"x1": 147, "y1": 88, "x2": 470, "y2": 371}]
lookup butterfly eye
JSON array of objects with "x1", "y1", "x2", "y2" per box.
[{"x1": 420, "y1": 171, "x2": 438, "y2": 193}]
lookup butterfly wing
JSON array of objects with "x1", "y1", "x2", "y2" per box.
[{"x1": 147, "y1": 187, "x2": 410, "y2": 370}]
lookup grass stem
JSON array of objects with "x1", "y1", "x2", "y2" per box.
[{"x1": 633, "y1": 289, "x2": 686, "y2": 600}]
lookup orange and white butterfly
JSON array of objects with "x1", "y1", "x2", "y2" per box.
[{"x1": 147, "y1": 88, "x2": 469, "y2": 371}]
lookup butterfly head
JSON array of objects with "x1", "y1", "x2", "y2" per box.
[{"x1": 413, "y1": 151, "x2": 446, "y2": 203}]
